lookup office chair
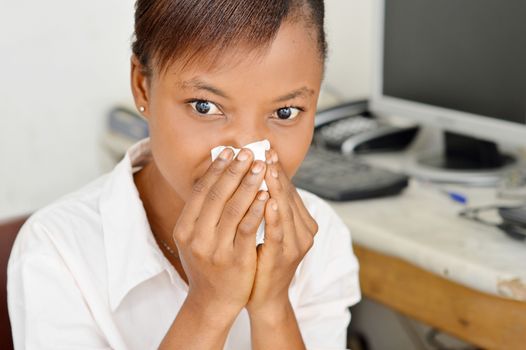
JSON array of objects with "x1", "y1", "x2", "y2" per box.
[{"x1": 0, "y1": 215, "x2": 28, "y2": 350}]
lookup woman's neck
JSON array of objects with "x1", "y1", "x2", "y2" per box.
[{"x1": 133, "y1": 161, "x2": 185, "y2": 255}]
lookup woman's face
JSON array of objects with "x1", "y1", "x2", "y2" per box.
[{"x1": 131, "y1": 21, "x2": 324, "y2": 202}]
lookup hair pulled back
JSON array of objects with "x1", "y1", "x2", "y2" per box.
[{"x1": 132, "y1": 0, "x2": 327, "y2": 76}]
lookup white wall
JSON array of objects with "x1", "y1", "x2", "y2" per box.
[
  {"x1": 1, "y1": 1, "x2": 136, "y2": 219},
  {"x1": 0, "y1": 0, "x2": 372, "y2": 219},
  {"x1": 325, "y1": 0, "x2": 373, "y2": 100}
]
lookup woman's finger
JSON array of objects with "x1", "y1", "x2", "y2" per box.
[
  {"x1": 174, "y1": 148, "x2": 235, "y2": 240},
  {"x1": 216, "y1": 160, "x2": 267, "y2": 244},
  {"x1": 232, "y1": 191, "x2": 269, "y2": 252},
  {"x1": 193, "y1": 148, "x2": 257, "y2": 243},
  {"x1": 269, "y1": 149, "x2": 317, "y2": 236},
  {"x1": 291, "y1": 187, "x2": 319, "y2": 236},
  {"x1": 264, "y1": 160, "x2": 296, "y2": 247},
  {"x1": 262, "y1": 198, "x2": 284, "y2": 247}
]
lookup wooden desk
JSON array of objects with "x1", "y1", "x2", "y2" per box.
[{"x1": 354, "y1": 244, "x2": 526, "y2": 350}]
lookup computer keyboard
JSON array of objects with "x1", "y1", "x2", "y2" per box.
[{"x1": 292, "y1": 147, "x2": 409, "y2": 201}]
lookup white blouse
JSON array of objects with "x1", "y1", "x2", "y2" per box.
[{"x1": 8, "y1": 138, "x2": 361, "y2": 350}]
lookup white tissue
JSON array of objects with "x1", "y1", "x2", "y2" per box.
[
  {"x1": 211, "y1": 139, "x2": 271, "y2": 191},
  {"x1": 211, "y1": 139, "x2": 271, "y2": 245}
]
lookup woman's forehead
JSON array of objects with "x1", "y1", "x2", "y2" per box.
[{"x1": 159, "y1": 21, "x2": 322, "y2": 81}]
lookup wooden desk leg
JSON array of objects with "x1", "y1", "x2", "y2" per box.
[{"x1": 353, "y1": 244, "x2": 526, "y2": 350}]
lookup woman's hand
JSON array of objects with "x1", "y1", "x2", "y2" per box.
[
  {"x1": 171, "y1": 147, "x2": 268, "y2": 319},
  {"x1": 246, "y1": 148, "x2": 319, "y2": 317}
]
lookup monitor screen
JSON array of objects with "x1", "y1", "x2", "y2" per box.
[{"x1": 382, "y1": 0, "x2": 526, "y2": 125}]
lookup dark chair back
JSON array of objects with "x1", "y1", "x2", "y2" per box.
[{"x1": 1, "y1": 215, "x2": 29, "y2": 350}]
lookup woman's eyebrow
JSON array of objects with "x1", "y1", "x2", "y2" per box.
[
  {"x1": 273, "y1": 87, "x2": 315, "y2": 103},
  {"x1": 178, "y1": 78, "x2": 230, "y2": 99},
  {"x1": 178, "y1": 78, "x2": 314, "y2": 103}
]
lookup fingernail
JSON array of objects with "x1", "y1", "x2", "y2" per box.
[
  {"x1": 271, "y1": 167, "x2": 278, "y2": 178},
  {"x1": 271, "y1": 151, "x2": 279, "y2": 163},
  {"x1": 219, "y1": 148, "x2": 232, "y2": 160},
  {"x1": 258, "y1": 191, "x2": 269, "y2": 201},
  {"x1": 237, "y1": 149, "x2": 250, "y2": 162},
  {"x1": 251, "y1": 162, "x2": 264, "y2": 174},
  {"x1": 266, "y1": 150, "x2": 273, "y2": 165},
  {"x1": 271, "y1": 200, "x2": 278, "y2": 211}
]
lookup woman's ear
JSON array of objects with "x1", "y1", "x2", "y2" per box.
[{"x1": 130, "y1": 55, "x2": 151, "y2": 119}]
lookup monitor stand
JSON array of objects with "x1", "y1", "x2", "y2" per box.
[{"x1": 415, "y1": 132, "x2": 516, "y2": 186}]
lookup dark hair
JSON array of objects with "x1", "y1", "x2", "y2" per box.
[{"x1": 132, "y1": 0, "x2": 326, "y2": 77}]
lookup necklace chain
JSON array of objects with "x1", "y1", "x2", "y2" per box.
[{"x1": 155, "y1": 235, "x2": 179, "y2": 259}]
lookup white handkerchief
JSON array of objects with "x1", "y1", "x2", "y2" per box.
[{"x1": 211, "y1": 139, "x2": 271, "y2": 245}]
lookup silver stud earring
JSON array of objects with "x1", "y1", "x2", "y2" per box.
[{"x1": 139, "y1": 106, "x2": 145, "y2": 113}]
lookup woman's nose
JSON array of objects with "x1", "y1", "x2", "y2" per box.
[
  {"x1": 230, "y1": 137, "x2": 268, "y2": 150},
  {"x1": 222, "y1": 117, "x2": 269, "y2": 149}
]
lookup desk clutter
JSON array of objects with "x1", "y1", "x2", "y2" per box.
[
  {"x1": 497, "y1": 165, "x2": 526, "y2": 200},
  {"x1": 330, "y1": 179, "x2": 526, "y2": 301}
]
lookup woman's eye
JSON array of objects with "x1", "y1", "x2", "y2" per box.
[
  {"x1": 274, "y1": 107, "x2": 301, "y2": 120},
  {"x1": 190, "y1": 100, "x2": 222, "y2": 115}
]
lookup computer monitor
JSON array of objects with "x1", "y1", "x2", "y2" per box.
[{"x1": 370, "y1": 0, "x2": 526, "y2": 184}]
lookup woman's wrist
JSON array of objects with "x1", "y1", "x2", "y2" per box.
[
  {"x1": 248, "y1": 297, "x2": 306, "y2": 350},
  {"x1": 247, "y1": 296, "x2": 293, "y2": 326},
  {"x1": 184, "y1": 293, "x2": 242, "y2": 329},
  {"x1": 159, "y1": 293, "x2": 241, "y2": 349}
]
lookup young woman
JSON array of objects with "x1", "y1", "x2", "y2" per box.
[{"x1": 8, "y1": 1, "x2": 360, "y2": 349}]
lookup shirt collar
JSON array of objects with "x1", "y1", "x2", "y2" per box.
[{"x1": 100, "y1": 138, "x2": 182, "y2": 312}]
